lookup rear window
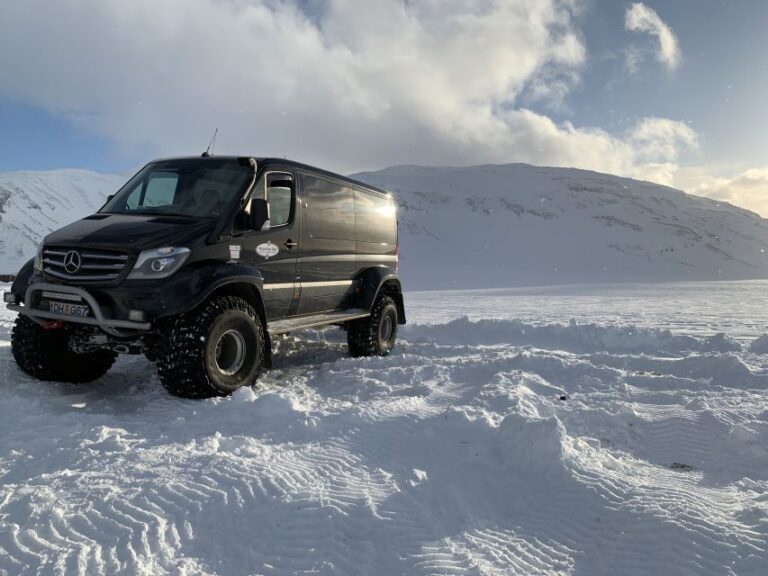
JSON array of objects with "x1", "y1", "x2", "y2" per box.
[
  {"x1": 355, "y1": 190, "x2": 396, "y2": 245},
  {"x1": 304, "y1": 176, "x2": 355, "y2": 240}
]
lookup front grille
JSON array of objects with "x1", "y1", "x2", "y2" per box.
[{"x1": 43, "y1": 247, "x2": 129, "y2": 283}]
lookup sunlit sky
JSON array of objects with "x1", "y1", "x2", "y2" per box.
[{"x1": 1, "y1": 1, "x2": 767, "y2": 214}]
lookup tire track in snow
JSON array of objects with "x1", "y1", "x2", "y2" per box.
[
  {"x1": 2, "y1": 317, "x2": 768, "y2": 574},
  {"x1": 414, "y1": 527, "x2": 576, "y2": 575}
]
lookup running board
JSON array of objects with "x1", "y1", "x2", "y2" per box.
[{"x1": 267, "y1": 309, "x2": 370, "y2": 335}]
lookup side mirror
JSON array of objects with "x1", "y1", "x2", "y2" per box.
[
  {"x1": 249, "y1": 198, "x2": 271, "y2": 232},
  {"x1": 106, "y1": 194, "x2": 115, "y2": 203}
]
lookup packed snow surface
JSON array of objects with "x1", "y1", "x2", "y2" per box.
[{"x1": 2, "y1": 281, "x2": 768, "y2": 575}]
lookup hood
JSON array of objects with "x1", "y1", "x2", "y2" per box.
[{"x1": 44, "y1": 213, "x2": 216, "y2": 253}]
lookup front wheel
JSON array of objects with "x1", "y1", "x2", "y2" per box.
[
  {"x1": 347, "y1": 295, "x2": 398, "y2": 357},
  {"x1": 156, "y1": 296, "x2": 265, "y2": 399},
  {"x1": 11, "y1": 315, "x2": 117, "y2": 383}
]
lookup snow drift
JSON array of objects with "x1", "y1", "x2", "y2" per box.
[{"x1": 2, "y1": 292, "x2": 768, "y2": 575}]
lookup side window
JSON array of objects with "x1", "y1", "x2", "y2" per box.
[
  {"x1": 124, "y1": 182, "x2": 142, "y2": 209},
  {"x1": 355, "y1": 190, "x2": 396, "y2": 245},
  {"x1": 304, "y1": 176, "x2": 355, "y2": 240},
  {"x1": 266, "y1": 173, "x2": 293, "y2": 227}
]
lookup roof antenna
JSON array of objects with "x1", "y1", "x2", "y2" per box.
[{"x1": 202, "y1": 128, "x2": 218, "y2": 158}]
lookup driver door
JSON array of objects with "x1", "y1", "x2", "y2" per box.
[{"x1": 237, "y1": 170, "x2": 300, "y2": 320}]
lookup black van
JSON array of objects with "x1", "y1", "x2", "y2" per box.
[{"x1": 4, "y1": 156, "x2": 405, "y2": 398}]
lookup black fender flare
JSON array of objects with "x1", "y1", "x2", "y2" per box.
[
  {"x1": 11, "y1": 258, "x2": 36, "y2": 297},
  {"x1": 357, "y1": 266, "x2": 406, "y2": 324},
  {"x1": 155, "y1": 262, "x2": 274, "y2": 367},
  {"x1": 189, "y1": 266, "x2": 266, "y2": 315},
  {"x1": 148, "y1": 262, "x2": 265, "y2": 317}
]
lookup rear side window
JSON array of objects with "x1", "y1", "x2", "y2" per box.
[
  {"x1": 355, "y1": 190, "x2": 396, "y2": 245},
  {"x1": 304, "y1": 176, "x2": 355, "y2": 240}
]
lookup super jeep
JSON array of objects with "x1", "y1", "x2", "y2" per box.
[{"x1": 4, "y1": 156, "x2": 405, "y2": 398}]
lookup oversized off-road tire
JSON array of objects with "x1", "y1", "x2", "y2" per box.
[
  {"x1": 11, "y1": 315, "x2": 117, "y2": 383},
  {"x1": 156, "y1": 296, "x2": 265, "y2": 399},
  {"x1": 347, "y1": 295, "x2": 398, "y2": 357}
]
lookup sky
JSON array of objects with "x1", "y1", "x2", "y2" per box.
[{"x1": 0, "y1": 0, "x2": 767, "y2": 214}]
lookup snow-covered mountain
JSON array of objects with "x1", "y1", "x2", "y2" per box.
[
  {"x1": 355, "y1": 164, "x2": 768, "y2": 289},
  {"x1": 3, "y1": 164, "x2": 768, "y2": 290},
  {"x1": 0, "y1": 170, "x2": 124, "y2": 272}
]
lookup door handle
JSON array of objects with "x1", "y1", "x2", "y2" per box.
[{"x1": 284, "y1": 239, "x2": 298, "y2": 249}]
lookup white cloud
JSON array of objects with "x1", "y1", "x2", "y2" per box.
[
  {"x1": 685, "y1": 168, "x2": 768, "y2": 217},
  {"x1": 486, "y1": 111, "x2": 697, "y2": 186},
  {"x1": 629, "y1": 118, "x2": 697, "y2": 164},
  {"x1": 625, "y1": 2, "x2": 681, "y2": 72},
  {"x1": 0, "y1": 0, "x2": 694, "y2": 183}
]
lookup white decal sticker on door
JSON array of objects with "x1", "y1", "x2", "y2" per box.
[
  {"x1": 256, "y1": 241, "x2": 279, "y2": 259},
  {"x1": 229, "y1": 245, "x2": 241, "y2": 260}
]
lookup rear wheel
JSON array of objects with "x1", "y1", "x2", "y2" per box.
[
  {"x1": 347, "y1": 295, "x2": 398, "y2": 357},
  {"x1": 156, "y1": 296, "x2": 265, "y2": 398},
  {"x1": 11, "y1": 315, "x2": 117, "y2": 383}
]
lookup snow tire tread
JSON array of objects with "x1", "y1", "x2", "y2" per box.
[
  {"x1": 347, "y1": 295, "x2": 398, "y2": 357},
  {"x1": 11, "y1": 315, "x2": 117, "y2": 383},
  {"x1": 157, "y1": 296, "x2": 264, "y2": 399}
]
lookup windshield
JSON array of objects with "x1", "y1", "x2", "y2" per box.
[{"x1": 101, "y1": 158, "x2": 252, "y2": 218}]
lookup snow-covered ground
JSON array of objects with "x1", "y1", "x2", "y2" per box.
[
  {"x1": 407, "y1": 280, "x2": 768, "y2": 342},
  {"x1": 2, "y1": 281, "x2": 768, "y2": 575}
]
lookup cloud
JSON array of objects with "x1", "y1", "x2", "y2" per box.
[
  {"x1": 687, "y1": 168, "x2": 768, "y2": 217},
  {"x1": 0, "y1": 0, "x2": 693, "y2": 183},
  {"x1": 628, "y1": 118, "x2": 697, "y2": 164},
  {"x1": 625, "y1": 2, "x2": 681, "y2": 72},
  {"x1": 485, "y1": 111, "x2": 697, "y2": 186}
]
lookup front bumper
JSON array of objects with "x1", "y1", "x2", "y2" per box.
[{"x1": 6, "y1": 282, "x2": 152, "y2": 333}]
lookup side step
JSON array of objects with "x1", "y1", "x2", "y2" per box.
[{"x1": 267, "y1": 308, "x2": 370, "y2": 336}]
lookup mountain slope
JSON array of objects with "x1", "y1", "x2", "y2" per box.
[
  {"x1": 354, "y1": 164, "x2": 768, "y2": 289},
  {"x1": 2, "y1": 164, "x2": 768, "y2": 289},
  {"x1": 0, "y1": 170, "x2": 125, "y2": 272}
]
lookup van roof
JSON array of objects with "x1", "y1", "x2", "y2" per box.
[{"x1": 150, "y1": 155, "x2": 392, "y2": 198}]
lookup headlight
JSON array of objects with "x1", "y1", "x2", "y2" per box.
[
  {"x1": 34, "y1": 244, "x2": 44, "y2": 272},
  {"x1": 128, "y1": 247, "x2": 190, "y2": 280}
]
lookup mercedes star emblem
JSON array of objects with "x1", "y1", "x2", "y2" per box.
[{"x1": 63, "y1": 251, "x2": 82, "y2": 274}]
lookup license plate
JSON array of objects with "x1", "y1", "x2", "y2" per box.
[{"x1": 50, "y1": 301, "x2": 90, "y2": 317}]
